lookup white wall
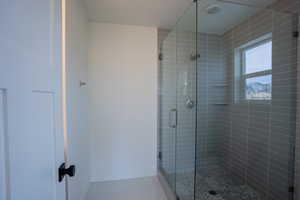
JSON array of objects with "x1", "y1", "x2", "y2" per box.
[
  {"x1": 88, "y1": 23, "x2": 158, "y2": 182},
  {"x1": 66, "y1": 0, "x2": 90, "y2": 199}
]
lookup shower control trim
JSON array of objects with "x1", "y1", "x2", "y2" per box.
[{"x1": 186, "y1": 96, "x2": 195, "y2": 109}]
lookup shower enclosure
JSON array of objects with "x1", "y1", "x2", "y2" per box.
[{"x1": 158, "y1": 0, "x2": 298, "y2": 200}]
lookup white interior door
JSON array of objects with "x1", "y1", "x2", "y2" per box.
[{"x1": 0, "y1": 0, "x2": 66, "y2": 200}]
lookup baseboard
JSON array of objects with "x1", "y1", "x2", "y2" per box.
[
  {"x1": 81, "y1": 181, "x2": 91, "y2": 200},
  {"x1": 89, "y1": 175, "x2": 157, "y2": 183}
]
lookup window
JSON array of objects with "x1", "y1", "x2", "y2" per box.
[{"x1": 235, "y1": 34, "x2": 272, "y2": 101}]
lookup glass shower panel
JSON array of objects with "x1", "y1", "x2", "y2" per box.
[
  {"x1": 175, "y1": 3, "x2": 197, "y2": 200},
  {"x1": 196, "y1": 1, "x2": 297, "y2": 200},
  {"x1": 159, "y1": 30, "x2": 177, "y2": 191}
]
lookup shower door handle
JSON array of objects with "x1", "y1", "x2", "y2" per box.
[{"x1": 169, "y1": 109, "x2": 177, "y2": 128}]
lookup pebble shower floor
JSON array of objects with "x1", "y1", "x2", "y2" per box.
[{"x1": 169, "y1": 165, "x2": 263, "y2": 200}]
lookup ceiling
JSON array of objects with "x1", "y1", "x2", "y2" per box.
[
  {"x1": 83, "y1": 0, "x2": 277, "y2": 30},
  {"x1": 83, "y1": 0, "x2": 192, "y2": 29}
]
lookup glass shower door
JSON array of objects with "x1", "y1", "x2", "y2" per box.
[
  {"x1": 159, "y1": 30, "x2": 177, "y2": 191},
  {"x1": 175, "y1": 3, "x2": 198, "y2": 200},
  {"x1": 159, "y1": 2, "x2": 198, "y2": 200},
  {"x1": 195, "y1": 1, "x2": 297, "y2": 200}
]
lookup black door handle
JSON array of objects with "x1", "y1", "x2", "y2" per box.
[{"x1": 58, "y1": 163, "x2": 76, "y2": 182}]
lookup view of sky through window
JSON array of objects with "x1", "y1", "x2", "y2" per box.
[
  {"x1": 240, "y1": 39, "x2": 273, "y2": 100},
  {"x1": 245, "y1": 41, "x2": 272, "y2": 74}
]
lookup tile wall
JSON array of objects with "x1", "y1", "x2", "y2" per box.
[{"x1": 223, "y1": 8, "x2": 297, "y2": 199}]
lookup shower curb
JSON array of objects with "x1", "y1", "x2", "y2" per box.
[{"x1": 158, "y1": 170, "x2": 177, "y2": 200}]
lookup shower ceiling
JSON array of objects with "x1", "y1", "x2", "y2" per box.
[
  {"x1": 83, "y1": 0, "x2": 277, "y2": 29},
  {"x1": 177, "y1": 0, "x2": 277, "y2": 34},
  {"x1": 198, "y1": 0, "x2": 264, "y2": 34}
]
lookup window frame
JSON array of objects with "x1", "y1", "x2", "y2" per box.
[{"x1": 235, "y1": 34, "x2": 272, "y2": 102}]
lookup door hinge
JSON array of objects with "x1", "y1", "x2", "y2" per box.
[
  {"x1": 158, "y1": 152, "x2": 162, "y2": 160},
  {"x1": 293, "y1": 146, "x2": 296, "y2": 158},
  {"x1": 293, "y1": 31, "x2": 299, "y2": 38},
  {"x1": 289, "y1": 186, "x2": 294, "y2": 193},
  {"x1": 159, "y1": 53, "x2": 163, "y2": 61}
]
